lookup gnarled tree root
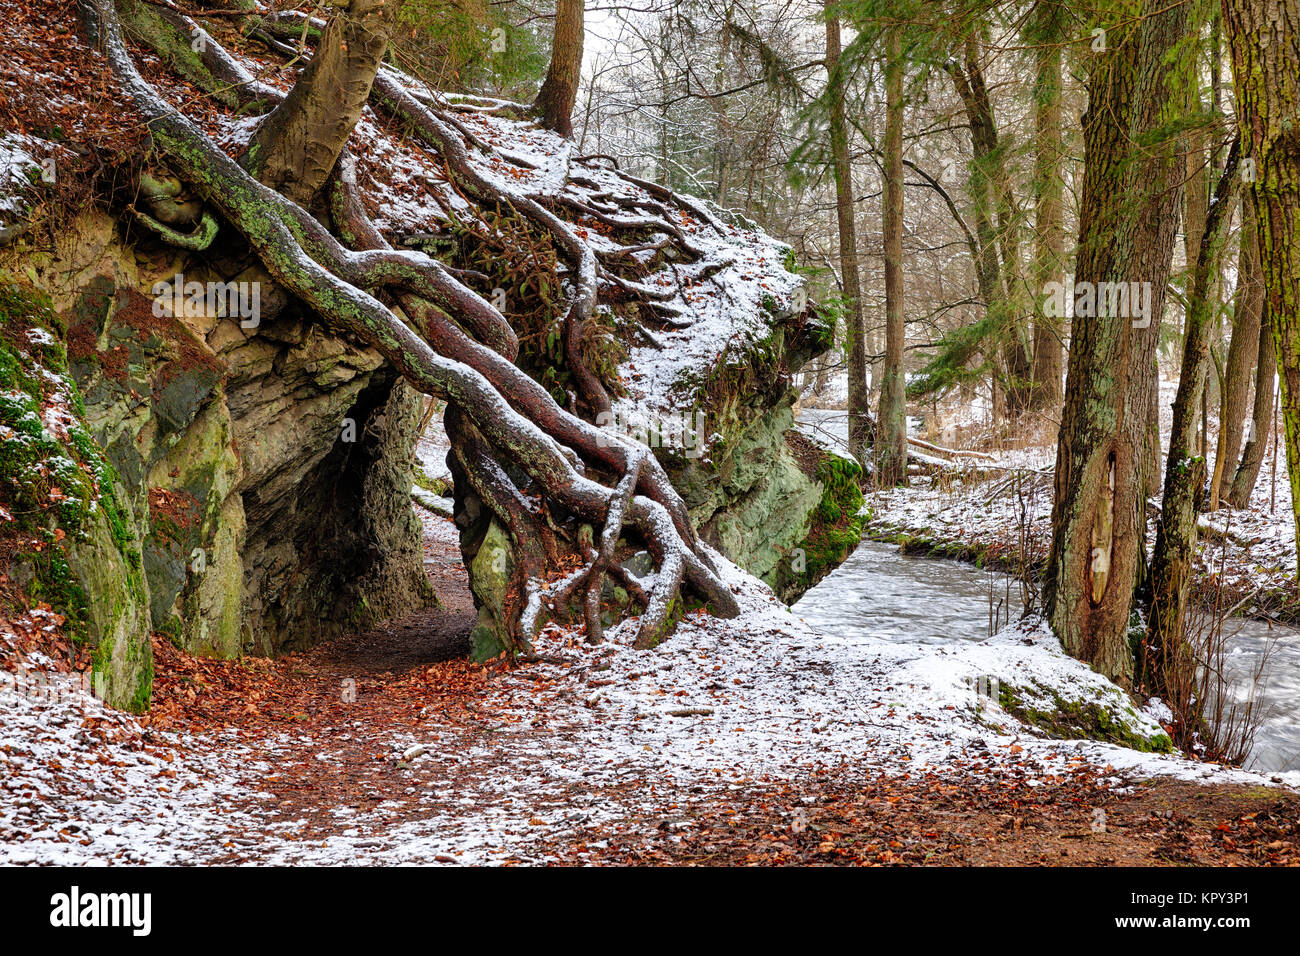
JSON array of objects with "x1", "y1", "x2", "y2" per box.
[{"x1": 81, "y1": 0, "x2": 737, "y2": 653}]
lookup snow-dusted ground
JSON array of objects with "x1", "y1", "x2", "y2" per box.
[
  {"x1": 0, "y1": 664, "x2": 274, "y2": 865},
  {"x1": 5, "y1": 541, "x2": 1297, "y2": 865},
  {"x1": 6, "y1": 396, "x2": 1297, "y2": 864}
]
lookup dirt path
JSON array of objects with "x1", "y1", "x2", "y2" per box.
[
  {"x1": 127, "y1": 510, "x2": 1300, "y2": 866},
  {"x1": 573, "y1": 775, "x2": 1300, "y2": 865}
]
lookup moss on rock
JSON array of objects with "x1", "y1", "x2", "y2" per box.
[
  {"x1": 0, "y1": 273, "x2": 153, "y2": 711},
  {"x1": 997, "y1": 680, "x2": 1174, "y2": 753},
  {"x1": 467, "y1": 518, "x2": 513, "y2": 661}
]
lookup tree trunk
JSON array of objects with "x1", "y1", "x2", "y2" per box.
[
  {"x1": 534, "y1": 0, "x2": 585, "y2": 137},
  {"x1": 946, "y1": 31, "x2": 1031, "y2": 420},
  {"x1": 1212, "y1": 207, "x2": 1264, "y2": 508},
  {"x1": 1228, "y1": 291, "x2": 1275, "y2": 506},
  {"x1": 1044, "y1": 0, "x2": 1190, "y2": 687},
  {"x1": 876, "y1": 27, "x2": 908, "y2": 486},
  {"x1": 246, "y1": 0, "x2": 396, "y2": 205},
  {"x1": 1145, "y1": 372, "x2": 1163, "y2": 499},
  {"x1": 1147, "y1": 142, "x2": 1240, "y2": 703},
  {"x1": 826, "y1": 4, "x2": 870, "y2": 465},
  {"x1": 1029, "y1": 22, "x2": 1065, "y2": 412},
  {"x1": 1223, "y1": 0, "x2": 1300, "y2": 571},
  {"x1": 814, "y1": 351, "x2": 831, "y2": 395},
  {"x1": 1183, "y1": 129, "x2": 1210, "y2": 323}
]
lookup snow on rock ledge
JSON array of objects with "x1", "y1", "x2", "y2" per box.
[{"x1": 897, "y1": 617, "x2": 1173, "y2": 753}]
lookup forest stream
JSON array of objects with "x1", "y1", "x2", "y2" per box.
[
  {"x1": 795, "y1": 536, "x2": 1300, "y2": 774},
  {"x1": 793, "y1": 407, "x2": 1300, "y2": 774}
]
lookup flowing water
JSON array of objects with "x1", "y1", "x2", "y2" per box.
[
  {"x1": 1217, "y1": 618, "x2": 1300, "y2": 773},
  {"x1": 793, "y1": 539, "x2": 1300, "y2": 773}
]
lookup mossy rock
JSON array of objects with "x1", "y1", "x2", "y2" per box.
[
  {"x1": 467, "y1": 518, "x2": 513, "y2": 661},
  {"x1": 413, "y1": 461, "x2": 451, "y2": 497},
  {"x1": 762, "y1": 438, "x2": 865, "y2": 603},
  {"x1": 997, "y1": 680, "x2": 1174, "y2": 753},
  {"x1": 0, "y1": 274, "x2": 153, "y2": 711}
]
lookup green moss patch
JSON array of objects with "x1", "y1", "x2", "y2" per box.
[
  {"x1": 0, "y1": 272, "x2": 152, "y2": 710},
  {"x1": 998, "y1": 680, "x2": 1174, "y2": 753},
  {"x1": 765, "y1": 434, "x2": 865, "y2": 602}
]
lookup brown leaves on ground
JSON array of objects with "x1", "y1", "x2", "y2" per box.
[
  {"x1": 552, "y1": 774, "x2": 1300, "y2": 867},
  {"x1": 9, "y1": 505, "x2": 1297, "y2": 866},
  {"x1": 0, "y1": 603, "x2": 82, "y2": 680},
  {"x1": 143, "y1": 617, "x2": 1300, "y2": 866},
  {"x1": 0, "y1": 0, "x2": 146, "y2": 155},
  {"x1": 146, "y1": 626, "x2": 504, "y2": 737}
]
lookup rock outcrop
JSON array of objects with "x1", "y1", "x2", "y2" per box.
[
  {"x1": 452, "y1": 290, "x2": 863, "y2": 658},
  {"x1": 1, "y1": 210, "x2": 431, "y2": 708},
  {"x1": 2, "y1": 87, "x2": 857, "y2": 694}
]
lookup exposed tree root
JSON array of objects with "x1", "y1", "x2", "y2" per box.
[
  {"x1": 81, "y1": 0, "x2": 738, "y2": 653},
  {"x1": 131, "y1": 205, "x2": 219, "y2": 249},
  {"x1": 222, "y1": 9, "x2": 733, "y2": 415},
  {"x1": 356, "y1": 67, "x2": 612, "y2": 417}
]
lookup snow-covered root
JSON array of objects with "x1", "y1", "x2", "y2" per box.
[
  {"x1": 330, "y1": 152, "x2": 723, "y2": 644},
  {"x1": 325, "y1": 151, "x2": 708, "y2": 563},
  {"x1": 81, "y1": 0, "x2": 737, "y2": 649},
  {"x1": 366, "y1": 68, "x2": 612, "y2": 417},
  {"x1": 253, "y1": 9, "x2": 696, "y2": 421}
]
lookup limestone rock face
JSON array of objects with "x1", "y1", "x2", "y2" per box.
[
  {"x1": 6, "y1": 194, "x2": 851, "y2": 682},
  {"x1": 685, "y1": 398, "x2": 823, "y2": 588},
  {"x1": 6, "y1": 212, "x2": 429, "y2": 668},
  {"x1": 66, "y1": 476, "x2": 155, "y2": 711},
  {"x1": 663, "y1": 318, "x2": 859, "y2": 603}
]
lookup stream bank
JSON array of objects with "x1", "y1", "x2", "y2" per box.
[
  {"x1": 794, "y1": 540, "x2": 1300, "y2": 774},
  {"x1": 795, "y1": 407, "x2": 1300, "y2": 774}
]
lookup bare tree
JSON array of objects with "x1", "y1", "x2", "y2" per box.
[
  {"x1": 535, "y1": 0, "x2": 585, "y2": 136},
  {"x1": 876, "y1": 25, "x2": 908, "y2": 486},
  {"x1": 825, "y1": 2, "x2": 870, "y2": 464}
]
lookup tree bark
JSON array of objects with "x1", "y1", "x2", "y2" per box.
[
  {"x1": 825, "y1": 3, "x2": 870, "y2": 465},
  {"x1": 1212, "y1": 207, "x2": 1264, "y2": 508},
  {"x1": 1147, "y1": 141, "x2": 1240, "y2": 702},
  {"x1": 1029, "y1": 18, "x2": 1065, "y2": 412},
  {"x1": 1228, "y1": 290, "x2": 1275, "y2": 506},
  {"x1": 535, "y1": 0, "x2": 585, "y2": 137},
  {"x1": 876, "y1": 27, "x2": 908, "y2": 486},
  {"x1": 1223, "y1": 0, "x2": 1300, "y2": 571},
  {"x1": 246, "y1": 0, "x2": 396, "y2": 205},
  {"x1": 1044, "y1": 0, "x2": 1191, "y2": 686}
]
